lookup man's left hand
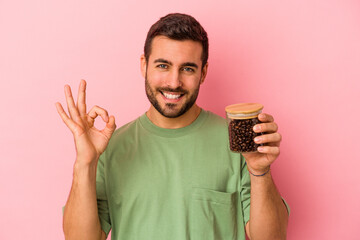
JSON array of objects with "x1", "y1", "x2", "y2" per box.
[{"x1": 242, "y1": 113, "x2": 282, "y2": 175}]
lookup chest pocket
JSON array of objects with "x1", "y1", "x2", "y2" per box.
[{"x1": 190, "y1": 188, "x2": 238, "y2": 240}]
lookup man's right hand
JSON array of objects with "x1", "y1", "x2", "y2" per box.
[{"x1": 55, "y1": 80, "x2": 116, "y2": 165}]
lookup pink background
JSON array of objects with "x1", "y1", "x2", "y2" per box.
[{"x1": 1, "y1": 0, "x2": 359, "y2": 239}]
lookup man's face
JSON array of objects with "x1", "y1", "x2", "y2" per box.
[{"x1": 141, "y1": 36, "x2": 208, "y2": 118}]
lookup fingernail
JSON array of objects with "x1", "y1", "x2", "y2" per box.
[
  {"x1": 254, "y1": 125, "x2": 261, "y2": 131},
  {"x1": 65, "y1": 85, "x2": 70, "y2": 94},
  {"x1": 258, "y1": 146, "x2": 264, "y2": 152},
  {"x1": 254, "y1": 137, "x2": 262, "y2": 143}
]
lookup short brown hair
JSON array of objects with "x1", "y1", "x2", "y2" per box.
[{"x1": 144, "y1": 13, "x2": 209, "y2": 68}]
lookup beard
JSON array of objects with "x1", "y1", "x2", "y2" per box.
[{"x1": 145, "y1": 74, "x2": 201, "y2": 118}]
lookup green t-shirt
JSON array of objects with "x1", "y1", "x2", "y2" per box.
[{"x1": 96, "y1": 109, "x2": 251, "y2": 240}]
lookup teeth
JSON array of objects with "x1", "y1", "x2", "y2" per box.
[{"x1": 163, "y1": 92, "x2": 181, "y2": 99}]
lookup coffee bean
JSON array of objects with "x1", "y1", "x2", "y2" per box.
[{"x1": 228, "y1": 118, "x2": 262, "y2": 152}]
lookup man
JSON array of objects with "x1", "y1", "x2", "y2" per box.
[{"x1": 56, "y1": 13, "x2": 289, "y2": 240}]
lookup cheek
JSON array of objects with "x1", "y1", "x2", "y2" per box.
[
  {"x1": 147, "y1": 71, "x2": 166, "y2": 86},
  {"x1": 185, "y1": 75, "x2": 202, "y2": 89}
]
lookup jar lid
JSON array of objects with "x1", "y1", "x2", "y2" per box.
[{"x1": 225, "y1": 103, "x2": 263, "y2": 114}]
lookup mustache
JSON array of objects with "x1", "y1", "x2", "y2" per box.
[{"x1": 157, "y1": 87, "x2": 188, "y2": 94}]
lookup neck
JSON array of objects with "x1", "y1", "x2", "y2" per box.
[{"x1": 146, "y1": 104, "x2": 202, "y2": 129}]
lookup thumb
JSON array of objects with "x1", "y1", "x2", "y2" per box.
[{"x1": 102, "y1": 115, "x2": 116, "y2": 139}]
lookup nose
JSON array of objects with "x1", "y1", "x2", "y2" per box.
[{"x1": 165, "y1": 69, "x2": 182, "y2": 89}]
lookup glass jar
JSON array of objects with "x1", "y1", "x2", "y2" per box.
[{"x1": 225, "y1": 103, "x2": 264, "y2": 153}]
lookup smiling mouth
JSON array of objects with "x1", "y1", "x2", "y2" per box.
[{"x1": 161, "y1": 91, "x2": 184, "y2": 100}]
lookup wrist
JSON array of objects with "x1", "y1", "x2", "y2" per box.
[
  {"x1": 74, "y1": 153, "x2": 99, "y2": 166},
  {"x1": 73, "y1": 157, "x2": 98, "y2": 177},
  {"x1": 247, "y1": 166, "x2": 271, "y2": 177}
]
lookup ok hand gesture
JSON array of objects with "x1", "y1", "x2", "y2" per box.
[{"x1": 55, "y1": 80, "x2": 116, "y2": 164}]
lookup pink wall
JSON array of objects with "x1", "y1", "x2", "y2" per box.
[{"x1": 1, "y1": 0, "x2": 359, "y2": 239}]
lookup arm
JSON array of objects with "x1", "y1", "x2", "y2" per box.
[
  {"x1": 242, "y1": 113, "x2": 288, "y2": 240},
  {"x1": 245, "y1": 172, "x2": 288, "y2": 239},
  {"x1": 63, "y1": 159, "x2": 107, "y2": 240},
  {"x1": 56, "y1": 80, "x2": 116, "y2": 240}
]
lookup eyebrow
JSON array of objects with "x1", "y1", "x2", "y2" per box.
[{"x1": 153, "y1": 58, "x2": 199, "y2": 69}]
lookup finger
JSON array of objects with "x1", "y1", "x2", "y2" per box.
[
  {"x1": 253, "y1": 122, "x2": 278, "y2": 133},
  {"x1": 55, "y1": 102, "x2": 78, "y2": 133},
  {"x1": 254, "y1": 132, "x2": 282, "y2": 145},
  {"x1": 88, "y1": 105, "x2": 109, "y2": 123},
  {"x1": 102, "y1": 115, "x2": 116, "y2": 139},
  {"x1": 257, "y1": 145, "x2": 280, "y2": 155},
  {"x1": 76, "y1": 79, "x2": 87, "y2": 116},
  {"x1": 258, "y1": 113, "x2": 274, "y2": 123},
  {"x1": 64, "y1": 85, "x2": 81, "y2": 122}
]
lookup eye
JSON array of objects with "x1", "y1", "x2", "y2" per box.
[
  {"x1": 182, "y1": 67, "x2": 195, "y2": 72},
  {"x1": 157, "y1": 64, "x2": 168, "y2": 69}
]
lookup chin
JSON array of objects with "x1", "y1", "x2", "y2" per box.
[{"x1": 158, "y1": 106, "x2": 185, "y2": 118}]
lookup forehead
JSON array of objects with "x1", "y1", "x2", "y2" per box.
[{"x1": 149, "y1": 36, "x2": 203, "y2": 64}]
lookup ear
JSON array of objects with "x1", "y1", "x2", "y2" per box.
[
  {"x1": 200, "y1": 62, "x2": 209, "y2": 84},
  {"x1": 140, "y1": 54, "x2": 147, "y2": 78}
]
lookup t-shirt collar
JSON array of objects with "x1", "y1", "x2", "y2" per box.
[{"x1": 139, "y1": 109, "x2": 208, "y2": 138}]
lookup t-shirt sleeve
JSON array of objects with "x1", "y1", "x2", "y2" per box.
[
  {"x1": 239, "y1": 154, "x2": 251, "y2": 226},
  {"x1": 282, "y1": 198, "x2": 291, "y2": 216},
  {"x1": 96, "y1": 152, "x2": 112, "y2": 237}
]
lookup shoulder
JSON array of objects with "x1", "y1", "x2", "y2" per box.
[
  {"x1": 202, "y1": 110, "x2": 228, "y2": 128},
  {"x1": 98, "y1": 116, "x2": 142, "y2": 166},
  {"x1": 106, "y1": 116, "x2": 141, "y2": 149},
  {"x1": 195, "y1": 110, "x2": 229, "y2": 139},
  {"x1": 112, "y1": 118, "x2": 138, "y2": 138}
]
